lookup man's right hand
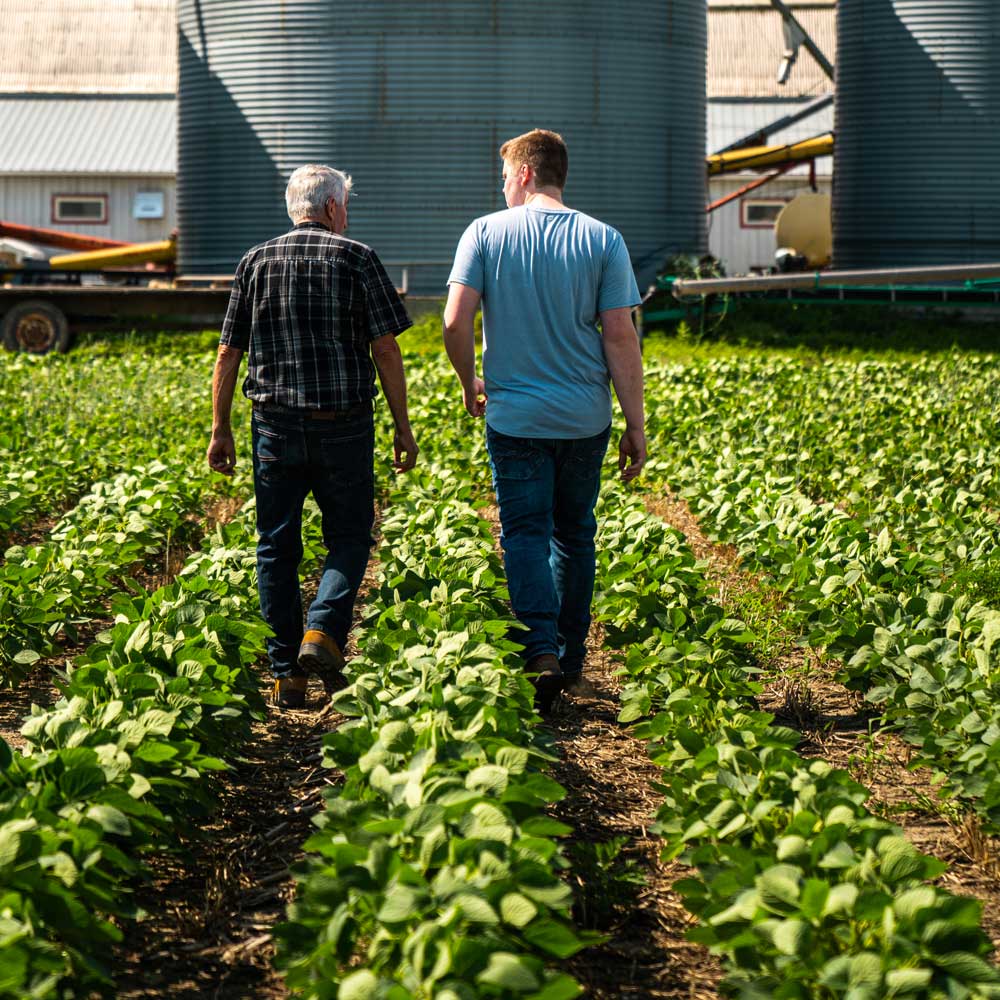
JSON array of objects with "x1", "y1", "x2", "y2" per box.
[
  {"x1": 618, "y1": 426, "x2": 646, "y2": 483},
  {"x1": 462, "y1": 377, "x2": 487, "y2": 418},
  {"x1": 207, "y1": 430, "x2": 236, "y2": 476},
  {"x1": 393, "y1": 426, "x2": 419, "y2": 472}
]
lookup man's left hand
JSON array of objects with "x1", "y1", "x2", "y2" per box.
[
  {"x1": 207, "y1": 431, "x2": 237, "y2": 476},
  {"x1": 463, "y1": 377, "x2": 487, "y2": 418},
  {"x1": 393, "y1": 427, "x2": 419, "y2": 472}
]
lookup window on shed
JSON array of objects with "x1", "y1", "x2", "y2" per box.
[
  {"x1": 740, "y1": 198, "x2": 787, "y2": 229},
  {"x1": 52, "y1": 195, "x2": 108, "y2": 225}
]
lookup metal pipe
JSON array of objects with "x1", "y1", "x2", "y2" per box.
[
  {"x1": 707, "y1": 163, "x2": 796, "y2": 213},
  {"x1": 671, "y1": 263, "x2": 1000, "y2": 298},
  {"x1": 49, "y1": 238, "x2": 176, "y2": 271},
  {"x1": 708, "y1": 133, "x2": 834, "y2": 175},
  {"x1": 0, "y1": 220, "x2": 129, "y2": 252}
]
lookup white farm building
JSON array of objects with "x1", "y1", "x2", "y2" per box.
[{"x1": 0, "y1": 0, "x2": 177, "y2": 245}]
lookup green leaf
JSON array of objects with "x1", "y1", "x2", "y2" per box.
[
  {"x1": 477, "y1": 952, "x2": 540, "y2": 992},
  {"x1": 526, "y1": 974, "x2": 583, "y2": 1000},
  {"x1": 818, "y1": 840, "x2": 856, "y2": 870},
  {"x1": 0, "y1": 819, "x2": 35, "y2": 867},
  {"x1": 523, "y1": 918, "x2": 588, "y2": 959},
  {"x1": 454, "y1": 893, "x2": 498, "y2": 924},
  {"x1": 757, "y1": 864, "x2": 801, "y2": 908},
  {"x1": 849, "y1": 952, "x2": 883, "y2": 987},
  {"x1": 85, "y1": 804, "x2": 131, "y2": 836},
  {"x1": 773, "y1": 919, "x2": 808, "y2": 957},
  {"x1": 878, "y1": 837, "x2": 924, "y2": 884},
  {"x1": 885, "y1": 968, "x2": 932, "y2": 995},
  {"x1": 932, "y1": 951, "x2": 1000, "y2": 983},
  {"x1": 338, "y1": 969, "x2": 379, "y2": 1000},
  {"x1": 466, "y1": 764, "x2": 509, "y2": 797},
  {"x1": 501, "y1": 893, "x2": 538, "y2": 928},
  {"x1": 376, "y1": 886, "x2": 424, "y2": 924},
  {"x1": 59, "y1": 766, "x2": 107, "y2": 802}
]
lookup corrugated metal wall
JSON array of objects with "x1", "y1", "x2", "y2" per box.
[
  {"x1": 0, "y1": 175, "x2": 176, "y2": 244},
  {"x1": 178, "y1": 0, "x2": 706, "y2": 290},
  {"x1": 834, "y1": 1, "x2": 1000, "y2": 267}
]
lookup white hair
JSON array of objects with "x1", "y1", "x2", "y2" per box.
[{"x1": 285, "y1": 164, "x2": 353, "y2": 221}]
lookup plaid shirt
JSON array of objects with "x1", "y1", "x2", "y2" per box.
[{"x1": 220, "y1": 222, "x2": 411, "y2": 410}]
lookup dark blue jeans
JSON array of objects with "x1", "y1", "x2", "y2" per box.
[
  {"x1": 486, "y1": 423, "x2": 611, "y2": 676},
  {"x1": 251, "y1": 408, "x2": 375, "y2": 678}
]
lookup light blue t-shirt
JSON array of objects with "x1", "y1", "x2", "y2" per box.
[{"x1": 447, "y1": 204, "x2": 641, "y2": 439}]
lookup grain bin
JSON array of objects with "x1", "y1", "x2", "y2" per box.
[
  {"x1": 177, "y1": 1, "x2": 706, "y2": 289},
  {"x1": 834, "y1": 1, "x2": 1000, "y2": 268}
]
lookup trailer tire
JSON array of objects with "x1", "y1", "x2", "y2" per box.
[{"x1": 1, "y1": 300, "x2": 71, "y2": 354}]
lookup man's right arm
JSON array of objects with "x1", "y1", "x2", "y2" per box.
[
  {"x1": 600, "y1": 307, "x2": 646, "y2": 482},
  {"x1": 207, "y1": 344, "x2": 243, "y2": 475},
  {"x1": 443, "y1": 282, "x2": 486, "y2": 418}
]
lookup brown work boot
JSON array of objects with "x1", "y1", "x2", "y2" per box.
[
  {"x1": 298, "y1": 630, "x2": 348, "y2": 696},
  {"x1": 526, "y1": 653, "x2": 563, "y2": 715},
  {"x1": 272, "y1": 675, "x2": 309, "y2": 709}
]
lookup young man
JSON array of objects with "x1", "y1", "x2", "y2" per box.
[
  {"x1": 208, "y1": 163, "x2": 418, "y2": 709},
  {"x1": 443, "y1": 129, "x2": 646, "y2": 711}
]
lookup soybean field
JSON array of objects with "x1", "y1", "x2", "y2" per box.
[{"x1": 3, "y1": 318, "x2": 1000, "y2": 1000}]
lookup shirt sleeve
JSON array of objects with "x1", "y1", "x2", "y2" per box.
[
  {"x1": 447, "y1": 221, "x2": 485, "y2": 293},
  {"x1": 219, "y1": 256, "x2": 251, "y2": 351},
  {"x1": 597, "y1": 230, "x2": 642, "y2": 313},
  {"x1": 362, "y1": 249, "x2": 412, "y2": 340}
]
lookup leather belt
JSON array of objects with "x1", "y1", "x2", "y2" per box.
[{"x1": 253, "y1": 401, "x2": 373, "y2": 421}]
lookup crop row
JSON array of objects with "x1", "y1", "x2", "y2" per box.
[
  {"x1": 1, "y1": 462, "x2": 222, "y2": 686},
  {"x1": 0, "y1": 500, "x2": 267, "y2": 999},
  {"x1": 0, "y1": 350, "x2": 227, "y2": 541},
  {"x1": 592, "y1": 489, "x2": 1000, "y2": 999},
  {"x1": 274, "y1": 478, "x2": 591, "y2": 1000},
  {"x1": 642, "y1": 354, "x2": 1000, "y2": 828}
]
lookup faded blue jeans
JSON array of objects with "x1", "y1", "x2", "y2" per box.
[
  {"x1": 486, "y1": 423, "x2": 611, "y2": 677},
  {"x1": 251, "y1": 406, "x2": 375, "y2": 678}
]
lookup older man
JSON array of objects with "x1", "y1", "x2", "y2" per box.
[
  {"x1": 208, "y1": 163, "x2": 417, "y2": 708},
  {"x1": 444, "y1": 129, "x2": 645, "y2": 712}
]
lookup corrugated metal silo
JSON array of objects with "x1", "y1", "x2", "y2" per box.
[
  {"x1": 178, "y1": 0, "x2": 706, "y2": 290},
  {"x1": 834, "y1": 1, "x2": 1000, "y2": 268}
]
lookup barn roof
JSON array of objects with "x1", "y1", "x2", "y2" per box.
[
  {"x1": 0, "y1": 95, "x2": 175, "y2": 174},
  {"x1": 0, "y1": 0, "x2": 176, "y2": 95}
]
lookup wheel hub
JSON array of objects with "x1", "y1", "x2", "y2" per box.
[{"x1": 16, "y1": 313, "x2": 55, "y2": 353}]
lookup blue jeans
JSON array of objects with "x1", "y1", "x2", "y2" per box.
[
  {"x1": 486, "y1": 423, "x2": 611, "y2": 676},
  {"x1": 251, "y1": 407, "x2": 375, "y2": 678}
]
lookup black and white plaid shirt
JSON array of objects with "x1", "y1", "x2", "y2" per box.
[{"x1": 220, "y1": 222, "x2": 412, "y2": 410}]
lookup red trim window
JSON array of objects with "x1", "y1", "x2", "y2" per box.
[
  {"x1": 740, "y1": 197, "x2": 788, "y2": 229},
  {"x1": 51, "y1": 194, "x2": 109, "y2": 225}
]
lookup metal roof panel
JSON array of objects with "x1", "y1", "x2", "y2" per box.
[{"x1": 0, "y1": 96, "x2": 176, "y2": 174}]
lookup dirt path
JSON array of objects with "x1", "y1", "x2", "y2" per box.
[
  {"x1": 647, "y1": 490, "x2": 1000, "y2": 951},
  {"x1": 550, "y1": 645, "x2": 721, "y2": 999},
  {"x1": 114, "y1": 515, "x2": 381, "y2": 997},
  {"x1": 115, "y1": 680, "x2": 335, "y2": 999},
  {"x1": 480, "y1": 504, "x2": 722, "y2": 997}
]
